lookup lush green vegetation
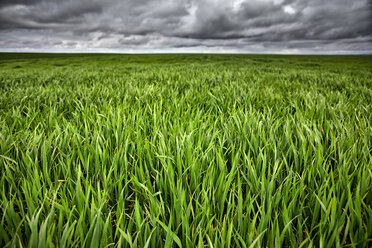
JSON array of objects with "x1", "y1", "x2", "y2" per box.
[{"x1": 0, "y1": 53, "x2": 371, "y2": 247}]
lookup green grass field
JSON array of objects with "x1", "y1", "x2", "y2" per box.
[{"x1": 0, "y1": 53, "x2": 371, "y2": 247}]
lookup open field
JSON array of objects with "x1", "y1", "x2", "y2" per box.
[{"x1": 0, "y1": 53, "x2": 372, "y2": 247}]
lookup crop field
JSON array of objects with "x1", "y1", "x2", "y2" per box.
[{"x1": 0, "y1": 53, "x2": 371, "y2": 247}]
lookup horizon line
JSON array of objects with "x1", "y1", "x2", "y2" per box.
[{"x1": 1, "y1": 51, "x2": 372, "y2": 56}]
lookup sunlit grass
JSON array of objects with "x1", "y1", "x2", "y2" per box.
[{"x1": 0, "y1": 53, "x2": 371, "y2": 247}]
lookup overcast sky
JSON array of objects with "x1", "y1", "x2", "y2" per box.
[{"x1": 0, "y1": 0, "x2": 371, "y2": 54}]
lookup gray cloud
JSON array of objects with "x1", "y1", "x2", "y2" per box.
[{"x1": 0, "y1": 0, "x2": 371, "y2": 53}]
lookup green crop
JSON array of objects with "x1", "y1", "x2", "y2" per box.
[{"x1": 0, "y1": 53, "x2": 371, "y2": 247}]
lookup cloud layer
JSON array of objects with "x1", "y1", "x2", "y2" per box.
[{"x1": 0, "y1": 0, "x2": 371, "y2": 53}]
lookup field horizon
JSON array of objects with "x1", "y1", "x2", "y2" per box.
[{"x1": 1, "y1": 53, "x2": 371, "y2": 247}]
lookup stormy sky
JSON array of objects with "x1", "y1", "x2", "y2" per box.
[{"x1": 0, "y1": 0, "x2": 371, "y2": 54}]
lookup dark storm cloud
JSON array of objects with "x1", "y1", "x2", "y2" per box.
[{"x1": 0, "y1": 0, "x2": 371, "y2": 53}]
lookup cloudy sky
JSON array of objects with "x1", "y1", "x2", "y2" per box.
[{"x1": 0, "y1": 0, "x2": 371, "y2": 54}]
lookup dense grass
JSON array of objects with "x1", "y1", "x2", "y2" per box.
[{"x1": 0, "y1": 53, "x2": 371, "y2": 247}]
